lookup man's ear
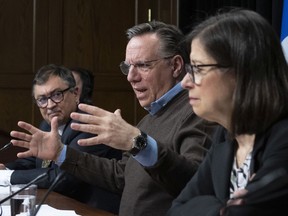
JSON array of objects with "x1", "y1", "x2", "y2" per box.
[
  {"x1": 73, "y1": 86, "x2": 79, "y2": 95},
  {"x1": 73, "y1": 87, "x2": 80, "y2": 101},
  {"x1": 171, "y1": 55, "x2": 184, "y2": 78}
]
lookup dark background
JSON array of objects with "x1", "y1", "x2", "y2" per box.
[
  {"x1": 179, "y1": 0, "x2": 283, "y2": 36},
  {"x1": 0, "y1": 0, "x2": 285, "y2": 137}
]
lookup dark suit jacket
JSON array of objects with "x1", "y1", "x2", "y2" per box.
[
  {"x1": 5, "y1": 114, "x2": 122, "y2": 214},
  {"x1": 167, "y1": 118, "x2": 288, "y2": 216}
]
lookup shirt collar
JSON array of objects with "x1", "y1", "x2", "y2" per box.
[
  {"x1": 58, "y1": 124, "x2": 65, "y2": 136},
  {"x1": 145, "y1": 82, "x2": 183, "y2": 115}
]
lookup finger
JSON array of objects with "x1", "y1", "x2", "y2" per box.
[
  {"x1": 77, "y1": 136, "x2": 101, "y2": 146},
  {"x1": 230, "y1": 188, "x2": 248, "y2": 200},
  {"x1": 249, "y1": 173, "x2": 256, "y2": 181},
  {"x1": 114, "y1": 109, "x2": 121, "y2": 116},
  {"x1": 10, "y1": 139, "x2": 30, "y2": 149},
  {"x1": 227, "y1": 198, "x2": 244, "y2": 206},
  {"x1": 17, "y1": 150, "x2": 34, "y2": 158},
  {"x1": 78, "y1": 103, "x2": 112, "y2": 117},
  {"x1": 10, "y1": 131, "x2": 32, "y2": 142},
  {"x1": 17, "y1": 121, "x2": 38, "y2": 135},
  {"x1": 50, "y1": 117, "x2": 59, "y2": 134},
  {"x1": 71, "y1": 112, "x2": 101, "y2": 125},
  {"x1": 71, "y1": 123, "x2": 102, "y2": 135}
]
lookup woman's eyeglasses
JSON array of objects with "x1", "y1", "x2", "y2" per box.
[{"x1": 185, "y1": 63, "x2": 229, "y2": 84}]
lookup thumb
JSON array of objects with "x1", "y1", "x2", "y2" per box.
[
  {"x1": 50, "y1": 117, "x2": 59, "y2": 134},
  {"x1": 114, "y1": 109, "x2": 122, "y2": 116}
]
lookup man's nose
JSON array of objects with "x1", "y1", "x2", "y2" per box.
[
  {"x1": 46, "y1": 98, "x2": 57, "y2": 108},
  {"x1": 127, "y1": 65, "x2": 140, "y2": 81}
]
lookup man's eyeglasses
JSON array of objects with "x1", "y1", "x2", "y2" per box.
[
  {"x1": 185, "y1": 63, "x2": 228, "y2": 84},
  {"x1": 35, "y1": 87, "x2": 72, "y2": 108},
  {"x1": 119, "y1": 56, "x2": 174, "y2": 75}
]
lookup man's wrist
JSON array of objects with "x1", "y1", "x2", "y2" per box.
[{"x1": 129, "y1": 130, "x2": 148, "y2": 156}]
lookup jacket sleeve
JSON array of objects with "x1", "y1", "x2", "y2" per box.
[
  {"x1": 5, "y1": 157, "x2": 36, "y2": 170},
  {"x1": 10, "y1": 120, "x2": 122, "y2": 195},
  {"x1": 166, "y1": 140, "x2": 224, "y2": 216},
  {"x1": 60, "y1": 148, "x2": 127, "y2": 194},
  {"x1": 145, "y1": 117, "x2": 219, "y2": 197}
]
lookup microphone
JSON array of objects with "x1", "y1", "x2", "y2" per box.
[
  {"x1": 0, "y1": 172, "x2": 48, "y2": 204},
  {"x1": 0, "y1": 142, "x2": 13, "y2": 152},
  {"x1": 32, "y1": 171, "x2": 66, "y2": 216}
]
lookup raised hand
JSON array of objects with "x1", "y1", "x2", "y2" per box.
[
  {"x1": 10, "y1": 117, "x2": 64, "y2": 161},
  {"x1": 70, "y1": 103, "x2": 140, "y2": 150}
]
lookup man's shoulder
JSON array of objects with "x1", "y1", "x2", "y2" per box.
[{"x1": 164, "y1": 89, "x2": 190, "y2": 109}]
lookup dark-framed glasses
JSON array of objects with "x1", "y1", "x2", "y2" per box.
[
  {"x1": 185, "y1": 63, "x2": 228, "y2": 84},
  {"x1": 35, "y1": 87, "x2": 72, "y2": 108},
  {"x1": 119, "y1": 56, "x2": 174, "y2": 75}
]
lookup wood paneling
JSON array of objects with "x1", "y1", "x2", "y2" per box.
[
  {"x1": 0, "y1": 0, "x2": 34, "y2": 132},
  {"x1": 0, "y1": 0, "x2": 34, "y2": 73},
  {"x1": 137, "y1": 0, "x2": 178, "y2": 25},
  {"x1": 0, "y1": 0, "x2": 177, "y2": 135}
]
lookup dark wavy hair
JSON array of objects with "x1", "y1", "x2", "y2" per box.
[
  {"x1": 32, "y1": 64, "x2": 76, "y2": 95},
  {"x1": 187, "y1": 9, "x2": 288, "y2": 137}
]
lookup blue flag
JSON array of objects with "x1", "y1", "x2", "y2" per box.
[{"x1": 281, "y1": 0, "x2": 288, "y2": 62}]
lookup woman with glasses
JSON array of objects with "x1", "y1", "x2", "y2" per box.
[{"x1": 167, "y1": 9, "x2": 288, "y2": 216}]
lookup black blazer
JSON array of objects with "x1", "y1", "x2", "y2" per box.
[
  {"x1": 6, "y1": 113, "x2": 122, "y2": 213},
  {"x1": 167, "y1": 118, "x2": 288, "y2": 216}
]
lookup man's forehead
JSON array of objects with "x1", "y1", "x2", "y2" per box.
[
  {"x1": 126, "y1": 39, "x2": 159, "y2": 61},
  {"x1": 33, "y1": 77, "x2": 67, "y2": 96}
]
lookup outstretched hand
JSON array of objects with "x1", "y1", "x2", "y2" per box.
[
  {"x1": 70, "y1": 103, "x2": 140, "y2": 151},
  {"x1": 10, "y1": 117, "x2": 64, "y2": 161}
]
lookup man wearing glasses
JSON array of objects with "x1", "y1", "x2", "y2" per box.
[
  {"x1": 0, "y1": 64, "x2": 122, "y2": 213},
  {"x1": 11, "y1": 22, "x2": 218, "y2": 216}
]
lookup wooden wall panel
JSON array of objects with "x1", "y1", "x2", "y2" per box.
[
  {"x1": 60, "y1": 0, "x2": 143, "y2": 125},
  {"x1": 137, "y1": 0, "x2": 178, "y2": 25},
  {"x1": 0, "y1": 0, "x2": 34, "y2": 73},
  {"x1": 0, "y1": 0, "x2": 177, "y2": 136},
  {"x1": 0, "y1": 0, "x2": 34, "y2": 132},
  {"x1": 0, "y1": 89, "x2": 34, "y2": 131}
]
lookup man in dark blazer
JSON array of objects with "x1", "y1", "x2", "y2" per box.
[{"x1": 0, "y1": 64, "x2": 121, "y2": 213}]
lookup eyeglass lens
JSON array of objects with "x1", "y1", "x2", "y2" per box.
[{"x1": 36, "y1": 87, "x2": 70, "y2": 108}]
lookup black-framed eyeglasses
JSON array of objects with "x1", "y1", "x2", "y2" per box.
[
  {"x1": 185, "y1": 63, "x2": 228, "y2": 84},
  {"x1": 119, "y1": 56, "x2": 174, "y2": 75},
  {"x1": 35, "y1": 87, "x2": 72, "y2": 108}
]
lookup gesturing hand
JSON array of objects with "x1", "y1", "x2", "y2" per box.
[
  {"x1": 70, "y1": 103, "x2": 140, "y2": 151},
  {"x1": 10, "y1": 117, "x2": 64, "y2": 161}
]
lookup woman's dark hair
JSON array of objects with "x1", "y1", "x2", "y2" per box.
[{"x1": 187, "y1": 9, "x2": 288, "y2": 136}]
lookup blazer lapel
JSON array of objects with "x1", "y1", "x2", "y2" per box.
[{"x1": 212, "y1": 139, "x2": 235, "y2": 201}]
